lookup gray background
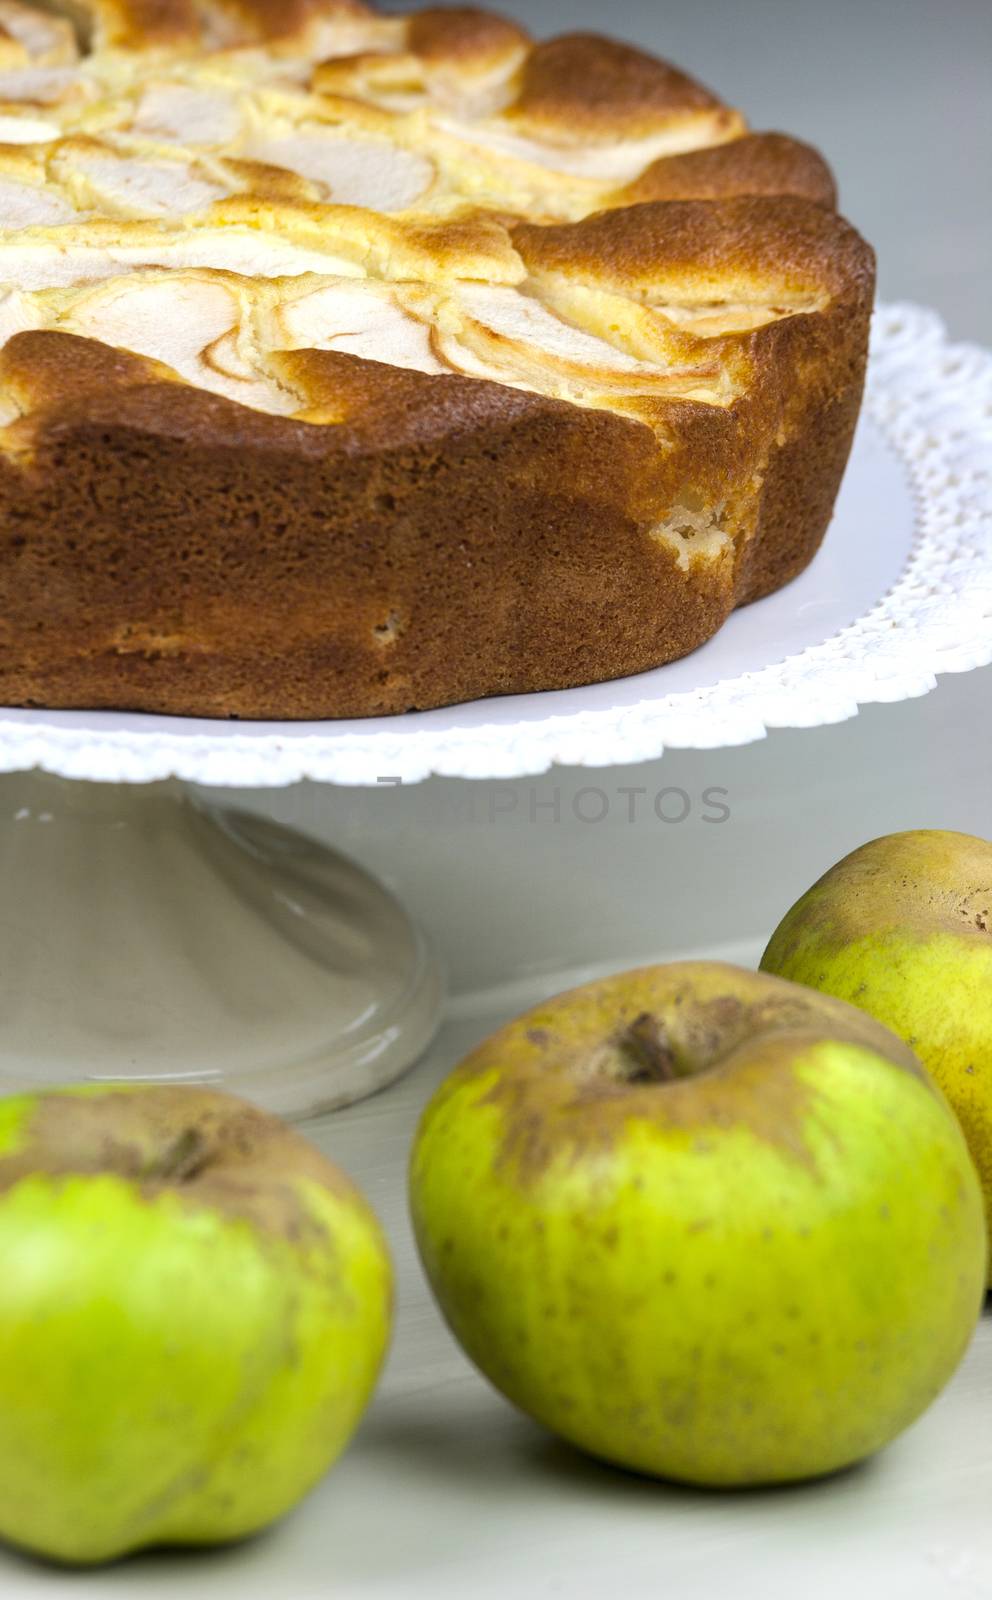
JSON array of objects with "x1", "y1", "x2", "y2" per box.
[{"x1": 225, "y1": 0, "x2": 992, "y2": 995}]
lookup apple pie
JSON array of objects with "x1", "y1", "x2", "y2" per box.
[{"x1": 0, "y1": 0, "x2": 875, "y2": 717}]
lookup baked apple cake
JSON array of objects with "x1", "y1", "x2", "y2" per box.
[{"x1": 0, "y1": 0, "x2": 875, "y2": 718}]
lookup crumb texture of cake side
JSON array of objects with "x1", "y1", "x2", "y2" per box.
[{"x1": 0, "y1": 0, "x2": 875, "y2": 719}]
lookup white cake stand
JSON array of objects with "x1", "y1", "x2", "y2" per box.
[{"x1": 0, "y1": 302, "x2": 988, "y2": 1117}]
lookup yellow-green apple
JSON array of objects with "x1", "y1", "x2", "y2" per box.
[
  {"x1": 761, "y1": 830, "x2": 992, "y2": 1279},
  {"x1": 409, "y1": 961, "x2": 985, "y2": 1487},
  {"x1": 0, "y1": 1084, "x2": 392, "y2": 1565}
]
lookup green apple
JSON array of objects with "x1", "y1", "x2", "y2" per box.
[
  {"x1": 0, "y1": 1084, "x2": 392, "y2": 1565},
  {"x1": 761, "y1": 829, "x2": 992, "y2": 1280},
  {"x1": 410, "y1": 961, "x2": 985, "y2": 1487}
]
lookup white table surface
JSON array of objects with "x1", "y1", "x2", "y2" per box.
[{"x1": 3, "y1": 944, "x2": 990, "y2": 1599}]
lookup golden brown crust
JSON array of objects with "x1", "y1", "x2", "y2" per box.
[
  {"x1": 0, "y1": 1, "x2": 874, "y2": 720},
  {"x1": 31, "y1": 0, "x2": 370, "y2": 49},
  {"x1": 84, "y1": 0, "x2": 198, "y2": 50},
  {"x1": 407, "y1": 5, "x2": 529, "y2": 67},
  {"x1": 618, "y1": 132, "x2": 837, "y2": 208},
  {"x1": 514, "y1": 194, "x2": 874, "y2": 306},
  {"x1": 210, "y1": 0, "x2": 370, "y2": 47},
  {"x1": 509, "y1": 32, "x2": 724, "y2": 138}
]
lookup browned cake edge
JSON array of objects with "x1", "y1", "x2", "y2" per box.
[{"x1": 0, "y1": 198, "x2": 873, "y2": 720}]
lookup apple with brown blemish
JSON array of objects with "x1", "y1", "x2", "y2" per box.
[
  {"x1": 410, "y1": 961, "x2": 985, "y2": 1486},
  {"x1": 761, "y1": 829, "x2": 992, "y2": 1282},
  {"x1": 0, "y1": 1085, "x2": 392, "y2": 1565}
]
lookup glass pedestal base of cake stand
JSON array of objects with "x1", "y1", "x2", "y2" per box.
[{"x1": 0, "y1": 769, "x2": 442, "y2": 1120}]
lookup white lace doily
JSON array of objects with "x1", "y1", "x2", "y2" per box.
[{"x1": 1, "y1": 301, "x2": 989, "y2": 787}]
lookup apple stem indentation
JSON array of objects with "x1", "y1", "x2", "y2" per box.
[
  {"x1": 147, "y1": 1127, "x2": 210, "y2": 1184},
  {"x1": 618, "y1": 1014, "x2": 682, "y2": 1084}
]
